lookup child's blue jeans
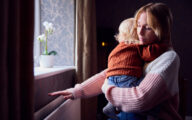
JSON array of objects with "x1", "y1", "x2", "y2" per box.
[{"x1": 108, "y1": 75, "x2": 141, "y2": 87}]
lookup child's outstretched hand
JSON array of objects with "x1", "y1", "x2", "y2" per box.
[{"x1": 48, "y1": 90, "x2": 74, "y2": 100}]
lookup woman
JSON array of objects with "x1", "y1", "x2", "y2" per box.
[{"x1": 49, "y1": 3, "x2": 182, "y2": 120}]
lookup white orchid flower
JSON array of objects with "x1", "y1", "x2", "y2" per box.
[
  {"x1": 37, "y1": 34, "x2": 46, "y2": 42},
  {"x1": 39, "y1": 21, "x2": 56, "y2": 55},
  {"x1": 43, "y1": 21, "x2": 48, "y2": 27},
  {"x1": 43, "y1": 21, "x2": 54, "y2": 34}
]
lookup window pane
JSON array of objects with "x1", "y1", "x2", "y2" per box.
[{"x1": 40, "y1": 0, "x2": 75, "y2": 66}]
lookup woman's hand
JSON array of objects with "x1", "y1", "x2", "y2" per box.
[{"x1": 48, "y1": 90, "x2": 74, "y2": 100}]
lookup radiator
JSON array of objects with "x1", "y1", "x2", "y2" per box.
[
  {"x1": 44, "y1": 99, "x2": 81, "y2": 120},
  {"x1": 34, "y1": 66, "x2": 80, "y2": 120}
]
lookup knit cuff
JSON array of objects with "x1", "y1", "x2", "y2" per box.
[{"x1": 66, "y1": 84, "x2": 82, "y2": 99}]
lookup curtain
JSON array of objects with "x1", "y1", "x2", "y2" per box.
[
  {"x1": 0, "y1": 0, "x2": 34, "y2": 120},
  {"x1": 75, "y1": 0, "x2": 98, "y2": 120}
]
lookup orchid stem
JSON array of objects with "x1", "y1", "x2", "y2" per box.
[{"x1": 45, "y1": 30, "x2": 48, "y2": 55}]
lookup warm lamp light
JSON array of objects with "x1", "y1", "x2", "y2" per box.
[{"x1": 101, "y1": 42, "x2": 106, "y2": 47}]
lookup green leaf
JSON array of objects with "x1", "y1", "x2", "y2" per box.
[{"x1": 48, "y1": 50, "x2": 57, "y2": 55}]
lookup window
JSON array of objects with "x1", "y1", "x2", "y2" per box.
[
  {"x1": 34, "y1": 0, "x2": 75, "y2": 67},
  {"x1": 33, "y1": 1, "x2": 77, "y2": 118}
]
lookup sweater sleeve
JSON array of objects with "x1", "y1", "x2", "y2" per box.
[
  {"x1": 138, "y1": 43, "x2": 168, "y2": 62},
  {"x1": 67, "y1": 69, "x2": 107, "y2": 99},
  {"x1": 102, "y1": 50, "x2": 180, "y2": 112}
]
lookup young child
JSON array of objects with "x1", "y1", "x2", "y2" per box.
[{"x1": 103, "y1": 18, "x2": 168, "y2": 120}]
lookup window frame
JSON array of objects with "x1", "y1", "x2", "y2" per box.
[{"x1": 34, "y1": 0, "x2": 41, "y2": 67}]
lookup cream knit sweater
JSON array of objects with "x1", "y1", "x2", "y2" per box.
[{"x1": 67, "y1": 50, "x2": 182, "y2": 120}]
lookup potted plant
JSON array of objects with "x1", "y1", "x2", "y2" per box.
[{"x1": 37, "y1": 21, "x2": 57, "y2": 68}]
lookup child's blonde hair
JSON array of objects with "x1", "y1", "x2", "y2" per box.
[{"x1": 115, "y1": 18, "x2": 139, "y2": 44}]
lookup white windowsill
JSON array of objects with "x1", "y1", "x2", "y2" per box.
[{"x1": 34, "y1": 66, "x2": 76, "y2": 79}]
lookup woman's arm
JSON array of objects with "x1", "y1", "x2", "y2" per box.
[
  {"x1": 49, "y1": 69, "x2": 107, "y2": 99},
  {"x1": 66, "y1": 69, "x2": 107, "y2": 99},
  {"x1": 102, "y1": 50, "x2": 180, "y2": 112}
]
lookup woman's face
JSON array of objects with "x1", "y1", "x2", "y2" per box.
[{"x1": 137, "y1": 12, "x2": 157, "y2": 44}]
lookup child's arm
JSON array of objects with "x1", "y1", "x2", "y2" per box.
[{"x1": 138, "y1": 43, "x2": 168, "y2": 62}]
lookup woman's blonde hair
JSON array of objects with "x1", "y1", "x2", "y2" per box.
[
  {"x1": 134, "y1": 3, "x2": 173, "y2": 46},
  {"x1": 115, "y1": 18, "x2": 139, "y2": 44}
]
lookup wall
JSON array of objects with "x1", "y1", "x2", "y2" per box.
[{"x1": 40, "y1": 0, "x2": 74, "y2": 66}]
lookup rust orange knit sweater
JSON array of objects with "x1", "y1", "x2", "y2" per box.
[{"x1": 107, "y1": 42, "x2": 168, "y2": 78}]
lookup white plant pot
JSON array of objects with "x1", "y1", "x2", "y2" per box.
[{"x1": 39, "y1": 55, "x2": 54, "y2": 68}]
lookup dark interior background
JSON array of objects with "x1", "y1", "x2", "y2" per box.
[{"x1": 95, "y1": 0, "x2": 192, "y2": 119}]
